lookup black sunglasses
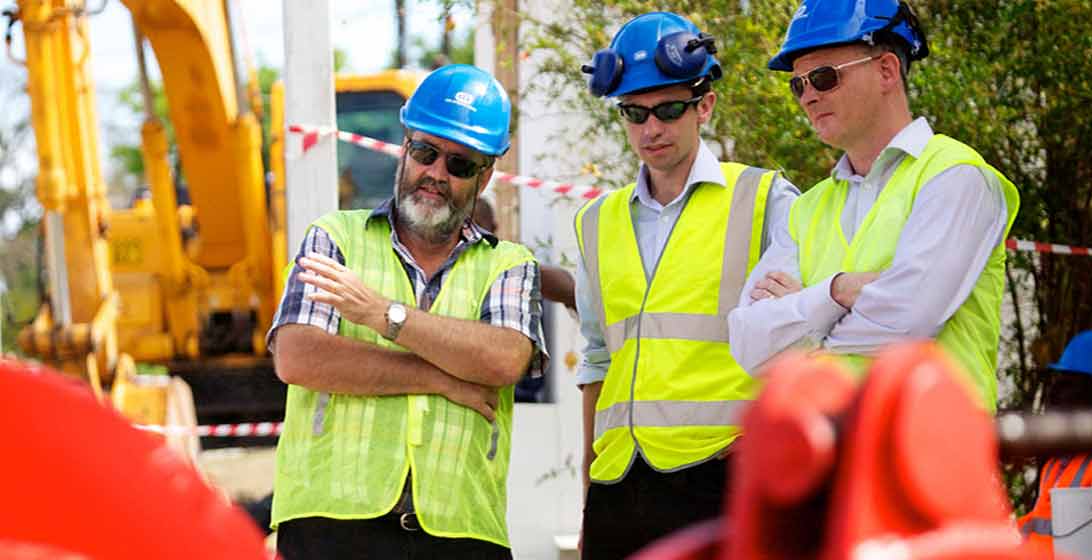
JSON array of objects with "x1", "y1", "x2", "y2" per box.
[
  {"x1": 617, "y1": 95, "x2": 704, "y2": 124},
  {"x1": 789, "y1": 55, "x2": 880, "y2": 99},
  {"x1": 406, "y1": 140, "x2": 488, "y2": 179}
]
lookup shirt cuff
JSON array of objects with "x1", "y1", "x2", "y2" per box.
[
  {"x1": 575, "y1": 363, "x2": 607, "y2": 386},
  {"x1": 802, "y1": 275, "x2": 849, "y2": 341}
]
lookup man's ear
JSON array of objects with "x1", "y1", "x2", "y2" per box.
[
  {"x1": 877, "y1": 52, "x2": 903, "y2": 94},
  {"x1": 697, "y1": 91, "x2": 717, "y2": 125},
  {"x1": 477, "y1": 166, "x2": 496, "y2": 196}
]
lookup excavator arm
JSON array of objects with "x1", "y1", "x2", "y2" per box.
[
  {"x1": 11, "y1": 0, "x2": 275, "y2": 440},
  {"x1": 15, "y1": 0, "x2": 121, "y2": 392}
]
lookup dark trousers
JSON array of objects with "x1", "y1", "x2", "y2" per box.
[
  {"x1": 582, "y1": 456, "x2": 731, "y2": 559},
  {"x1": 277, "y1": 514, "x2": 512, "y2": 560}
]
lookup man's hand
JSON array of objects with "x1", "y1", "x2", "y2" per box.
[
  {"x1": 830, "y1": 271, "x2": 881, "y2": 309},
  {"x1": 751, "y1": 271, "x2": 803, "y2": 301},
  {"x1": 443, "y1": 377, "x2": 499, "y2": 422},
  {"x1": 298, "y1": 253, "x2": 390, "y2": 329}
]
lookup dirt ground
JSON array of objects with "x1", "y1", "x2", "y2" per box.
[{"x1": 199, "y1": 446, "x2": 277, "y2": 503}]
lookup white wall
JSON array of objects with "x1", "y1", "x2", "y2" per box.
[{"x1": 477, "y1": 1, "x2": 593, "y2": 557}]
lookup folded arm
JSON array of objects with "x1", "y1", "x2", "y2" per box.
[
  {"x1": 274, "y1": 324, "x2": 499, "y2": 420},
  {"x1": 823, "y1": 165, "x2": 1008, "y2": 354},
  {"x1": 727, "y1": 215, "x2": 846, "y2": 373},
  {"x1": 298, "y1": 252, "x2": 538, "y2": 388}
]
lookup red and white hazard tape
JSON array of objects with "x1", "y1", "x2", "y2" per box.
[
  {"x1": 288, "y1": 124, "x2": 1092, "y2": 255},
  {"x1": 287, "y1": 124, "x2": 604, "y2": 200},
  {"x1": 1006, "y1": 238, "x2": 1091, "y2": 257},
  {"x1": 135, "y1": 422, "x2": 283, "y2": 437}
]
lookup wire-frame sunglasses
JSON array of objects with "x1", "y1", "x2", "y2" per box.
[{"x1": 789, "y1": 55, "x2": 881, "y2": 99}]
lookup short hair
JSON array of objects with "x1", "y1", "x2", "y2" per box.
[
  {"x1": 689, "y1": 75, "x2": 714, "y2": 98},
  {"x1": 867, "y1": 33, "x2": 912, "y2": 95}
]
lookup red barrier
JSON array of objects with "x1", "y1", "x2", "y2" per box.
[{"x1": 0, "y1": 359, "x2": 268, "y2": 559}]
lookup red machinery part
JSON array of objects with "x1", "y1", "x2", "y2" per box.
[
  {"x1": 0, "y1": 359, "x2": 268, "y2": 559},
  {"x1": 633, "y1": 343, "x2": 1050, "y2": 560}
]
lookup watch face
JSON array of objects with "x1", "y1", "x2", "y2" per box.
[{"x1": 389, "y1": 304, "x2": 407, "y2": 323}]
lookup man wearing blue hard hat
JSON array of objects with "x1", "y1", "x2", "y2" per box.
[
  {"x1": 729, "y1": 0, "x2": 1020, "y2": 410},
  {"x1": 574, "y1": 12, "x2": 800, "y2": 558},
  {"x1": 268, "y1": 64, "x2": 546, "y2": 559},
  {"x1": 1018, "y1": 331, "x2": 1092, "y2": 556}
]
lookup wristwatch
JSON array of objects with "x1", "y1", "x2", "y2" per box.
[{"x1": 384, "y1": 302, "x2": 408, "y2": 341}]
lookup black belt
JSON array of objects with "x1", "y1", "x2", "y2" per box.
[{"x1": 382, "y1": 511, "x2": 420, "y2": 531}]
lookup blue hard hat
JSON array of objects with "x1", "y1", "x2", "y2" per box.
[
  {"x1": 1050, "y1": 330, "x2": 1092, "y2": 376},
  {"x1": 769, "y1": 0, "x2": 929, "y2": 72},
  {"x1": 400, "y1": 64, "x2": 511, "y2": 156},
  {"x1": 581, "y1": 12, "x2": 722, "y2": 98}
]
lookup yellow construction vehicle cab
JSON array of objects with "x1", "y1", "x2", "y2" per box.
[{"x1": 8, "y1": 0, "x2": 421, "y2": 443}]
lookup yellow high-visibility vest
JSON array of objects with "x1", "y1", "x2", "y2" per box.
[
  {"x1": 271, "y1": 209, "x2": 534, "y2": 547},
  {"x1": 575, "y1": 163, "x2": 776, "y2": 482},
  {"x1": 789, "y1": 135, "x2": 1019, "y2": 409}
]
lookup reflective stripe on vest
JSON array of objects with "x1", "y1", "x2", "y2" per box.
[
  {"x1": 594, "y1": 399, "x2": 750, "y2": 440},
  {"x1": 1021, "y1": 516, "x2": 1052, "y2": 537},
  {"x1": 271, "y1": 209, "x2": 534, "y2": 547},
  {"x1": 584, "y1": 166, "x2": 766, "y2": 354},
  {"x1": 788, "y1": 135, "x2": 1019, "y2": 410},
  {"x1": 1017, "y1": 452, "x2": 1092, "y2": 552},
  {"x1": 575, "y1": 163, "x2": 774, "y2": 482}
]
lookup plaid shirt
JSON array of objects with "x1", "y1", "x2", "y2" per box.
[{"x1": 268, "y1": 199, "x2": 546, "y2": 376}]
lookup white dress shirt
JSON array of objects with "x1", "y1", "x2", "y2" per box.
[
  {"x1": 574, "y1": 141, "x2": 800, "y2": 385},
  {"x1": 727, "y1": 117, "x2": 1010, "y2": 374}
]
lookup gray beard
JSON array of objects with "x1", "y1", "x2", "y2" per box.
[{"x1": 395, "y1": 176, "x2": 474, "y2": 245}]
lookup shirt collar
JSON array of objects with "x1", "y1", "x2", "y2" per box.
[
  {"x1": 632, "y1": 140, "x2": 726, "y2": 208},
  {"x1": 367, "y1": 197, "x2": 499, "y2": 248},
  {"x1": 831, "y1": 116, "x2": 934, "y2": 181}
]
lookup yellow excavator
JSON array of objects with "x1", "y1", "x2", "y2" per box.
[{"x1": 7, "y1": 0, "x2": 419, "y2": 449}]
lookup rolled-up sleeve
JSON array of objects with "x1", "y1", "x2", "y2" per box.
[
  {"x1": 573, "y1": 256, "x2": 610, "y2": 386},
  {"x1": 267, "y1": 226, "x2": 344, "y2": 352},
  {"x1": 480, "y1": 261, "x2": 550, "y2": 377}
]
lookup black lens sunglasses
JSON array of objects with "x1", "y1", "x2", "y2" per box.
[
  {"x1": 617, "y1": 95, "x2": 705, "y2": 124},
  {"x1": 406, "y1": 140, "x2": 489, "y2": 179},
  {"x1": 789, "y1": 55, "x2": 881, "y2": 99}
]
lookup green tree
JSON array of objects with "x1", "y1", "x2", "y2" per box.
[
  {"x1": 0, "y1": 73, "x2": 40, "y2": 353},
  {"x1": 911, "y1": 0, "x2": 1092, "y2": 512},
  {"x1": 912, "y1": 0, "x2": 1092, "y2": 405},
  {"x1": 387, "y1": 6, "x2": 476, "y2": 70}
]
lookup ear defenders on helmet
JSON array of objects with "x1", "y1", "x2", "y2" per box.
[
  {"x1": 582, "y1": 50, "x2": 624, "y2": 98},
  {"x1": 581, "y1": 31, "x2": 719, "y2": 98},
  {"x1": 656, "y1": 31, "x2": 718, "y2": 77}
]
